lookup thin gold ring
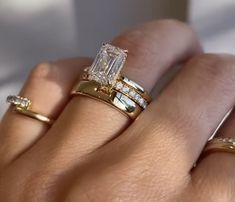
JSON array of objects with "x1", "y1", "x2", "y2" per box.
[
  {"x1": 14, "y1": 107, "x2": 54, "y2": 125},
  {"x1": 7, "y1": 95, "x2": 54, "y2": 125},
  {"x1": 202, "y1": 137, "x2": 235, "y2": 157}
]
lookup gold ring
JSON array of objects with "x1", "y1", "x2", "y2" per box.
[
  {"x1": 71, "y1": 43, "x2": 152, "y2": 119},
  {"x1": 72, "y1": 80, "x2": 143, "y2": 119},
  {"x1": 7, "y1": 95, "x2": 54, "y2": 125},
  {"x1": 202, "y1": 137, "x2": 235, "y2": 157}
]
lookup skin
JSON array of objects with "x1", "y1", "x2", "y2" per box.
[{"x1": 0, "y1": 19, "x2": 235, "y2": 202}]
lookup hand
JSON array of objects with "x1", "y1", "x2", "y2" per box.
[{"x1": 0, "y1": 19, "x2": 235, "y2": 202}]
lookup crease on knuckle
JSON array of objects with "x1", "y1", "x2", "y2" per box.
[
  {"x1": 113, "y1": 29, "x2": 150, "y2": 59},
  {"x1": 156, "y1": 19, "x2": 199, "y2": 42},
  {"x1": 114, "y1": 19, "x2": 194, "y2": 56},
  {"x1": 30, "y1": 62, "x2": 52, "y2": 80},
  {"x1": 157, "y1": 19, "x2": 191, "y2": 32},
  {"x1": 190, "y1": 54, "x2": 235, "y2": 92},
  {"x1": 29, "y1": 62, "x2": 64, "y2": 86}
]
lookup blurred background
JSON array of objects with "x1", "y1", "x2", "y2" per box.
[{"x1": 0, "y1": 0, "x2": 235, "y2": 116}]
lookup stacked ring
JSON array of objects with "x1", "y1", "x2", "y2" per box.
[{"x1": 71, "y1": 43, "x2": 152, "y2": 119}]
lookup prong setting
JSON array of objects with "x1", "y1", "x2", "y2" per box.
[{"x1": 7, "y1": 95, "x2": 31, "y2": 109}]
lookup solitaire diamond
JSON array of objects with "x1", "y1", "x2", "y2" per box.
[{"x1": 88, "y1": 44, "x2": 127, "y2": 86}]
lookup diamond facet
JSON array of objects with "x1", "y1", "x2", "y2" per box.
[
  {"x1": 142, "y1": 101, "x2": 148, "y2": 109},
  {"x1": 122, "y1": 85, "x2": 130, "y2": 93},
  {"x1": 7, "y1": 95, "x2": 31, "y2": 109},
  {"x1": 129, "y1": 89, "x2": 136, "y2": 98},
  {"x1": 88, "y1": 44, "x2": 127, "y2": 86},
  {"x1": 138, "y1": 98, "x2": 145, "y2": 106},
  {"x1": 135, "y1": 94, "x2": 141, "y2": 102},
  {"x1": 115, "y1": 81, "x2": 124, "y2": 90}
]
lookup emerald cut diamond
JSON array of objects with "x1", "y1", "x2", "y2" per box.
[{"x1": 88, "y1": 44, "x2": 127, "y2": 86}]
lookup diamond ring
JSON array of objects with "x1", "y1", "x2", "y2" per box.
[
  {"x1": 71, "y1": 44, "x2": 152, "y2": 119},
  {"x1": 7, "y1": 95, "x2": 54, "y2": 125},
  {"x1": 202, "y1": 137, "x2": 235, "y2": 157}
]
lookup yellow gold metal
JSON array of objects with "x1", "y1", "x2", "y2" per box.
[
  {"x1": 14, "y1": 106, "x2": 54, "y2": 125},
  {"x1": 72, "y1": 44, "x2": 152, "y2": 119},
  {"x1": 202, "y1": 137, "x2": 235, "y2": 157},
  {"x1": 81, "y1": 71, "x2": 151, "y2": 103},
  {"x1": 71, "y1": 80, "x2": 143, "y2": 119},
  {"x1": 7, "y1": 95, "x2": 54, "y2": 125}
]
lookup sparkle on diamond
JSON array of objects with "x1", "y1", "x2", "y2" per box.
[{"x1": 88, "y1": 44, "x2": 127, "y2": 86}]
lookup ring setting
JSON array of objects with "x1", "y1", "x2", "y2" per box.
[
  {"x1": 7, "y1": 95, "x2": 32, "y2": 109},
  {"x1": 7, "y1": 95, "x2": 54, "y2": 125},
  {"x1": 72, "y1": 43, "x2": 152, "y2": 119},
  {"x1": 202, "y1": 137, "x2": 235, "y2": 156}
]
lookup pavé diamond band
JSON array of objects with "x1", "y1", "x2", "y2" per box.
[
  {"x1": 71, "y1": 43, "x2": 152, "y2": 119},
  {"x1": 7, "y1": 95, "x2": 54, "y2": 125},
  {"x1": 114, "y1": 76, "x2": 151, "y2": 109},
  {"x1": 202, "y1": 137, "x2": 235, "y2": 157}
]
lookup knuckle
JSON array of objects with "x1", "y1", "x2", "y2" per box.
[
  {"x1": 157, "y1": 18, "x2": 188, "y2": 29},
  {"x1": 190, "y1": 53, "x2": 235, "y2": 84},
  {"x1": 157, "y1": 18, "x2": 198, "y2": 37},
  {"x1": 30, "y1": 62, "x2": 52, "y2": 80},
  {"x1": 112, "y1": 19, "x2": 198, "y2": 58},
  {"x1": 113, "y1": 29, "x2": 147, "y2": 56}
]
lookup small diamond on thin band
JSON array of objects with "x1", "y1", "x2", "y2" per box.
[
  {"x1": 7, "y1": 95, "x2": 31, "y2": 109},
  {"x1": 129, "y1": 89, "x2": 136, "y2": 98},
  {"x1": 114, "y1": 81, "x2": 149, "y2": 109},
  {"x1": 115, "y1": 81, "x2": 124, "y2": 90},
  {"x1": 122, "y1": 86, "x2": 130, "y2": 93}
]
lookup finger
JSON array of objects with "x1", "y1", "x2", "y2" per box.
[
  {"x1": 0, "y1": 58, "x2": 91, "y2": 167},
  {"x1": 80, "y1": 54, "x2": 235, "y2": 197},
  {"x1": 114, "y1": 53, "x2": 235, "y2": 182},
  {"x1": 27, "y1": 19, "x2": 202, "y2": 169},
  {"x1": 192, "y1": 109, "x2": 235, "y2": 192}
]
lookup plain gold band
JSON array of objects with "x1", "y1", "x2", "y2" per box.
[
  {"x1": 71, "y1": 80, "x2": 143, "y2": 119},
  {"x1": 14, "y1": 107, "x2": 54, "y2": 125}
]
